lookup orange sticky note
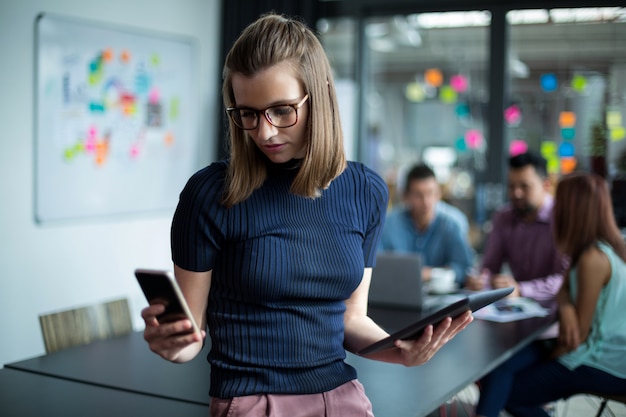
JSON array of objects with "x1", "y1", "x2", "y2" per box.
[
  {"x1": 559, "y1": 111, "x2": 576, "y2": 128},
  {"x1": 102, "y1": 48, "x2": 114, "y2": 62},
  {"x1": 425, "y1": 69, "x2": 443, "y2": 87},
  {"x1": 560, "y1": 157, "x2": 577, "y2": 174},
  {"x1": 120, "y1": 50, "x2": 132, "y2": 63}
]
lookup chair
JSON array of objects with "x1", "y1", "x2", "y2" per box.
[
  {"x1": 587, "y1": 392, "x2": 626, "y2": 417},
  {"x1": 39, "y1": 298, "x2": 133, "y2": 353},
  {"x1": 557, "y1": 392, "x2": 626, "y2": 417}
]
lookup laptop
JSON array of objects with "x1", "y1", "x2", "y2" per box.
[{"x1": 368, "y1": 252, "x2": 425, "y2": 311}]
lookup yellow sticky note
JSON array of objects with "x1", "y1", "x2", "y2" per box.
[
  {"x1": 439, "y1": 86, "x2": 457, "y2": 104},
  {"x1": 607, "y1": 111, "x2": 622, "y2": 128},
  {"x1": 541, "y1": 141, "x2": 558, "y2": 157},
  {"x1": 547, "y1": 156, "x2": 560, "y2": 174},
  {"x1": 405, "y1": 82, "x2": 426, "y2": 102},
  {"x1": 610, "y1": 127, "x2": 626, "y2": 142}
]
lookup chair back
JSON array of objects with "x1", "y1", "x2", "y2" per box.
[
  {"x1": 560, "y1": 392, "x2": 626, "y2": 417},
  {"x1": 39, "y1": 298, "x2": 133, "y2": 353},
  {"x1": 587, "y1": 392, "x2": 626, "y2": 417}
]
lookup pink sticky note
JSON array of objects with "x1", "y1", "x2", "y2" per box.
[
  {"x1": 504, "y1": 105, "x2": 522, "y2": 126},
  {"x1": 450, "y1": 75, "x2": 468, "y2": 93},
  {"x1": 130, "y1": 144, "x2": 140, "y2": 158},
  {"x1": 465, "y1": 129, "x2": 483, "y2": 149},
  {"x1": 509, "y1": 140, "x2": 528, "y2": 156},
  {"x1": 148, "y1": 88, "x2": 160, "y2": 104}
]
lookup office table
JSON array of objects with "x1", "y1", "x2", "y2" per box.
[
  {"x1": 5, "y1": 307, "x2": 555, "y2": 417},
  {"x1": 6, "y1": 329, "x2": 212, "y2": 405},
  {"x1": 0, "y1": 367, "x2": 209, "y2": 417},
  {"x1": 356, "y1": 306, "x2": 555, "y2": 416}
]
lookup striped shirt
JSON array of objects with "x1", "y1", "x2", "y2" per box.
[{"x1": 171, "y1": 159, "x2": 388, "y2": 398}]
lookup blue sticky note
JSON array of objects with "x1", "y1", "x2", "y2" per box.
[{"x1": 558, "y1": 142, "x2": 575, "y2": 157}]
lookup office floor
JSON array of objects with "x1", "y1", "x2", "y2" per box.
[{"x1": 425, "y1": 384, "x2": 626, "y2": 417}]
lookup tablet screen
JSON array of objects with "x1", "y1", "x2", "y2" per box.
[
  {"x1": 357, "y1": 298, "x2": 469, "y2": 355},
  {"x1": 357, "y1": 287, "x2": 513, "y2": 355}
]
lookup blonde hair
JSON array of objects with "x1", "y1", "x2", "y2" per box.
[{"x1": 221, "y1": 13, "x2": 346, "y2": 207}]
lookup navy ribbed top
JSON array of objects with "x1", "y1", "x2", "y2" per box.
[{"x1": 171, "y1": 159, "x2": 388, "y2": 398}]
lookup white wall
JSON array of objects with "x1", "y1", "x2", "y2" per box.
[{"x1": 0, "y1": 0, "x2": 221, "y2": 366}]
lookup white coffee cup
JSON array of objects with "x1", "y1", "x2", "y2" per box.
[{"x1": 430, "y1": 268, "x2": 457, "y2": 294}]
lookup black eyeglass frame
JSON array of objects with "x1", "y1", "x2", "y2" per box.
[{"x1": 226, "y1": 94, "x2": 309, "y2": 130}]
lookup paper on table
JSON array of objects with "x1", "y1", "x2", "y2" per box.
[{"x1": 472, "y1": 297, "x2": 550, "y2": 322}]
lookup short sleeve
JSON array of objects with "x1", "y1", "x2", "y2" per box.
[
  {"x1": 170, "y1": 161, "x2": 229, "y2": 272},
  {"x1": 361, "y1": 165, "x2": 389, "y2": 267}
]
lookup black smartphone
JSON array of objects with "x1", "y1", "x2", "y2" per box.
[{"x1": 134, "y1": 268, "x2": 201, "y2": 334}]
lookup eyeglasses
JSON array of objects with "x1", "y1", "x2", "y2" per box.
[{"x1": 226, "y1": 94, "x2": 309, "y2": 130}]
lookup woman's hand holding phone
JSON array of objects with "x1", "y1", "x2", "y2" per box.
[
  {"x1": 136, "y1": 269, "x2": 206, "y2": 363},
  {"x1": 141, "y1": 303, "x2": 205, "y2": 363}
]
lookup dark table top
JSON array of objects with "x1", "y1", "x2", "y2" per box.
[
  {"x1": 0, "y1": 367, "x2": 209, "y2": 417},
  {"x1": 6, "y1": 329, "x2": 212, "y2": 405},
  {"x1": 358, "y1": 306, "x2": 556, "y2": 416},
  {"x1": 5, "y1": 306, "x2": 555, "y2": 417}
]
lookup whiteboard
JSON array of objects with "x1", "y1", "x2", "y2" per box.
[{"x1": 35, "y1": 13, "x2": 198, "y2": 223}]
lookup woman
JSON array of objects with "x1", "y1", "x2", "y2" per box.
[
  {"x1": 141, "y1": 13, "x2": 472, "y2": 417},
  {"x1": 505, "y1": 172, "x2": 626, "y2": 417}
]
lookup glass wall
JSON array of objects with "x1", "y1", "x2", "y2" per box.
[
  {"x1": 319, "y1": 5, "x2": 626, "y2": 242},
  {"x1": 507, "y1": 8, "x2": 626, "y2": 180}
]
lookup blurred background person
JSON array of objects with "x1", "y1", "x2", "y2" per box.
[
  {"x1": 470, "y1": 151, "x2": 567, "y2": 417},
  {"x1": 466, "y1": 151, "x2": 566, "y2": 298},
  {"x1": 506, "y1": 171, "x2": 626, "y2": 416},
  {"x1": 379, "y1": 163, "x2": 474, "y2": 288}
]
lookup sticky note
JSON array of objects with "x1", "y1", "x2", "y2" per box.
[
  {"x1": 560, "y1": 157, "x2": 577, "y2": 174},
  {"x1": 405, "y1": 82, "x2": 425, "y2": 102},
  {"x1": 509, "y1": 140, "x2": 528, "y2": 156},
  {"x1": 571, "y1": 74, "x2": 587, "y2": 93},
  {"x1": 540, "y1": 73, "x2": 557, "y2": 92},
  {"x1": 425, "y1": 69, "x2": 443, "y2": 87},
  {"x1": 102, "y1": 48, "x2": 114, "y2": 62},
  {"x1": 455, "y1": 136, "x2": 467, "y2": 152},
  {"x1": 455, "y1": 103, "x2": 470, "y2": 118},
  {"x1": 561, "y1": 127, "x2": 576, "y2": 140},
  {"x1": 559, "y1": 111, "x2": 576, "y2": 128},
  {"x1": 504, "y1": 105, "x2": 521, "y2": 125},
  {"x1": 547, "y1": 156, "x2": 560, "y2": 174},
  {"x1": 610, "y1": 127, "x2": 625, "y2": 142},
  {"x1": 439, "y1": 86, "x2": 457, "y2": 103},
  {"x1": 450, "y1": 75, "x2": 468, "y2": 93},
  {"x1": 558, "y1": 142, "x2": 575, "y2": 157},
  {"x1": 120, "y1": 49, "x2": 131, "y2": 64},
  {"x1": 465, "y1": 129, "x2": 483, "y2": 149},
  {"x1": 607, "y1": 111, "x2": 622, "y2": 128},
  {"x1": 541, "y1": 141, "x2": 557, "y2": 158}
]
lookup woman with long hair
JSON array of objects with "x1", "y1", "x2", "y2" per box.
[
  {"x1": 505, "y1": 172, "x2": 626, "y2": 417},
  {"x1": 141, "y1": 13, "x2": 472, "y2": 417}
]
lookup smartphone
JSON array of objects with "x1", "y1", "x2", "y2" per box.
[{"x1": 134, "y1": 268, "x2": 201, "y2": 334}]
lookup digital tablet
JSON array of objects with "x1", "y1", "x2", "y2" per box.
[{"x1": 357, "y1": 287, "x2": 514, "y2": 355}]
